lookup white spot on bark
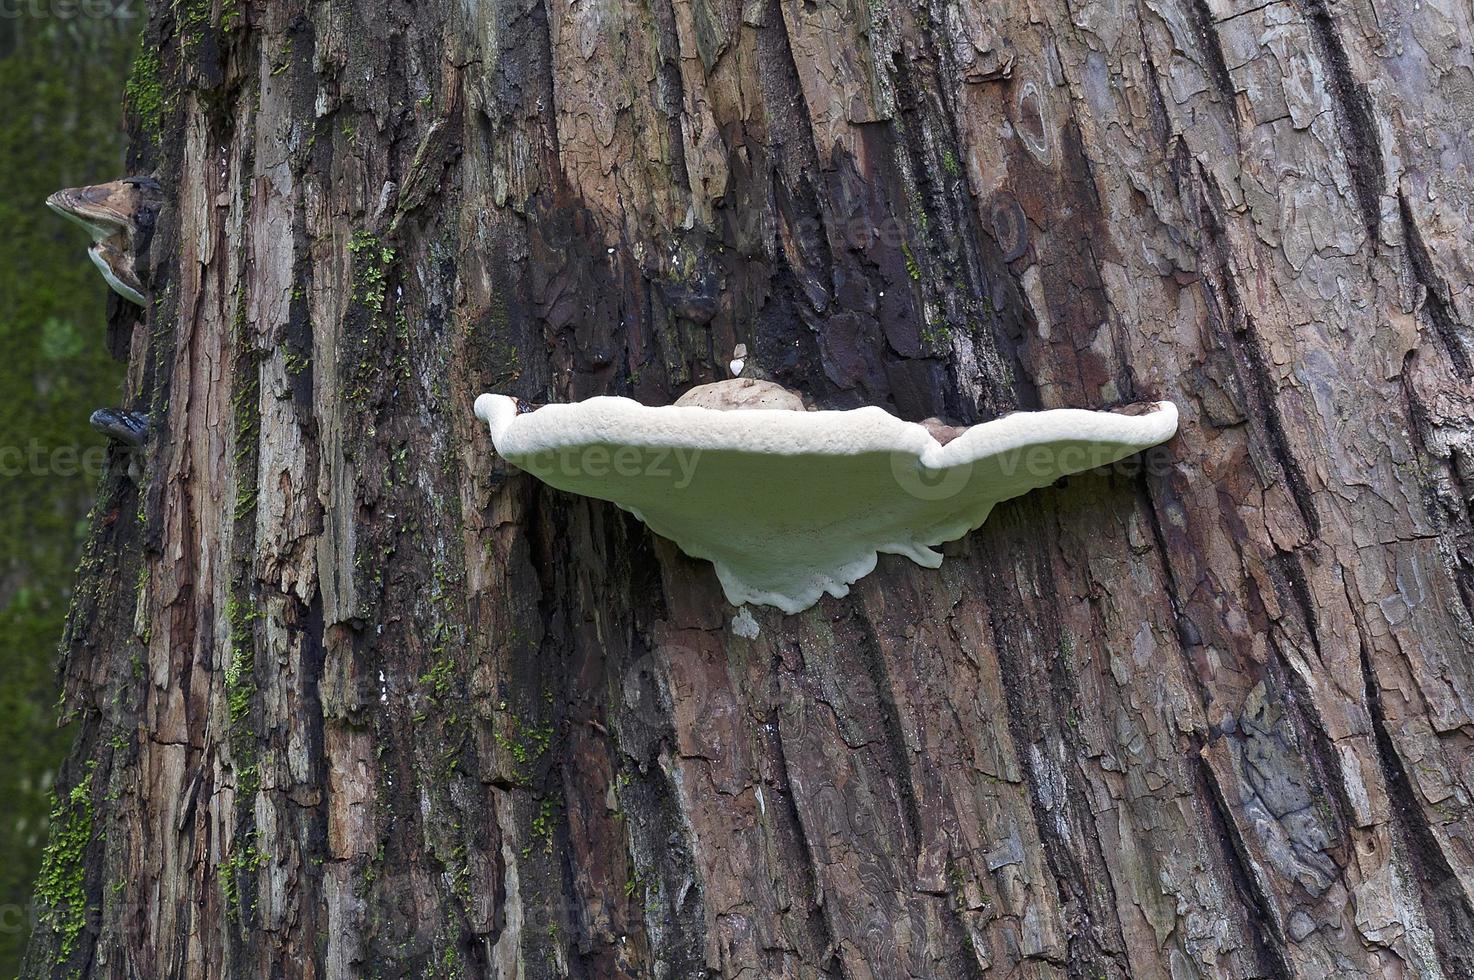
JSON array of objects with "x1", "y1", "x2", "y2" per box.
[{"x1": 732, "y1": 607, "x2": 760, "y2": 638}]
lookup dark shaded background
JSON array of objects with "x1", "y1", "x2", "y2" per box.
[{"x1": 0, "y1": 11, "x2": 135, "y2": 972}]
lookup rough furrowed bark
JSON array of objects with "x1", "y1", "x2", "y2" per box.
[{"x1": 21, "y1": 0, "x2": 1474, "y2": 975}]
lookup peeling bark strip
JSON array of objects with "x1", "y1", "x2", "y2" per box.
[{"x1": 22, "y1": 0, "x2": 1474, "y2": 973}]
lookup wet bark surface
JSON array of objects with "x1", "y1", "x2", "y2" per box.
[{"x1": 21, "y1": 0, "x2": 1474, "y2": 975}]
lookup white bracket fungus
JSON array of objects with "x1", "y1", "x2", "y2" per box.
[{"x1": 474, "y1": 380, "x2": 1178, "y2": 614}]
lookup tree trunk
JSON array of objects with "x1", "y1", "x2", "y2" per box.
[{"x1": 23, "y1": 0, "x2": 1474, "y2": 974}]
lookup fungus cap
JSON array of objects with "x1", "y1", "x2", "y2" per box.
[
  {"x1": 474, "y1": 389, "x2": 1178, "y2": 613},
  {"x1": 46, "y1": 177, "x2": 162, "y2": 306}
]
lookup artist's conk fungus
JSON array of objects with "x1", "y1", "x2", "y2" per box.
[{"x1": 474, "y1": 381, "x2": 1178, "y2": 614}]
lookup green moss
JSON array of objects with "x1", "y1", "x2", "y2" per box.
[
  {"x1": 394, "y1": 309, "x2": 412, "y2": 381},
  {"x1": 269, "y1": 39, "x2": 291, "y2": 75},
  {"x1": 902, "y1": 242, "x2": 922, "y2": 281},
  {"x1": 223, "y1": 590, "x2": 262, "y2": 798},
  {"x1": 344, "y1": 230, "x2": 400, "y2": 405},
  {"x1": 224, "y1": 596, "x2": 259, "y2": 697},
  {"x1": 434, "y1": 940, "x2": 463, "y2": 979},
  {"x1": 420, "y1": 659, "x2": 457, "y2": 701},
  {"x1": 920, "y1": 318, "x2": 954, "y2": 347},
  {"x1": 349, "y1": 230, "x2": 396, "y2": 310},
  {"x1": 220, "y1": 0, "x2": 244, "y2": 31},
  {"x1": 124, "y1": 47, "x2": 164, "y2": 143},
  {"x1": 34, "y1": 762, "x2": 96, "y2": 965},
  {"x1": 530, "y1": 797, "x2": 557, "y2": 855},
  {"x1": 173, "y1": 0, "x2": 214, "y2": 46},
  {"x1": 947, "y1": 859, "x2": 966, "y2": 895},
  {"x1": 233, "y1": 483, "x2": 258, "y2": 520},
  {"x1": 283, "y1": 348, "x2": 311, "y2": 376},
  {"x1": 225, "y1": 279, "x2": 262, "y2": 762},
  {"x1": 220, "y1": 831, "x2": 266, "y2": 919},
  {"x1": 493, "y1": 706, "x2": 554, "y2": 777}
]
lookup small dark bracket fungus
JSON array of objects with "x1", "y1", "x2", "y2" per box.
[
  {"x1": 89, "y1": 408, "x2": 149, "y2": 449},
  {"x1": 474, "y1": 381, "x2": 1178, "y2": 613}
]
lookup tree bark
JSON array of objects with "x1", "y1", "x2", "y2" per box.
[{"x1": 23, "y1": 0, "x2": 1474, "y2": 974}]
